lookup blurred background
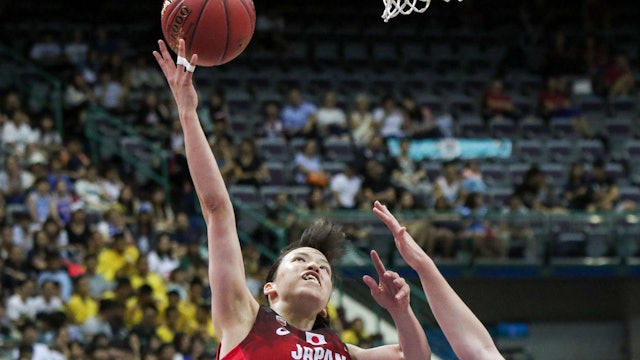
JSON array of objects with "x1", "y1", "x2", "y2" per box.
[{"x1": 0, "y1": 0, "x2": 639, "y2": 359}]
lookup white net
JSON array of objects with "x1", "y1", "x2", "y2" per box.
[{"x1": 381, "y1": 0, "x2": 462, "y2": 22}]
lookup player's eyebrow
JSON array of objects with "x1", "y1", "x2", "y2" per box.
[{"x1": 294, "y1": 251, "x2": 331, "y2": 268}]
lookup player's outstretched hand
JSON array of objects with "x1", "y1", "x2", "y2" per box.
[
  {"x1": 153, "y1": 38, "x2": 199, "y2": 111},
  {"x1": 372, "y1": 200, "x2": 430, "y2": 270},
  {"x1": 363, "y1": 250, "x2": 410, "y2": 313}
]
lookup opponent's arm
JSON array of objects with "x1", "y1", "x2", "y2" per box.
[
  {"x1": 373, "y1": 200, "x2": 503, "y2": 360},
  {"x1": 348, "y1": 249, "x2": 431, "y2": 360}
]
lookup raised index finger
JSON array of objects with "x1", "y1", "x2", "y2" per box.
[{"x1": 369, "y1": 250, "x2": 387, "y2": 277}]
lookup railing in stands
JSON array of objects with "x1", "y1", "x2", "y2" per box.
[
  {"x1": 0, "y1": 43, "x2": 63, "y2": 140},
  {"x1": 84, "y1": 104, "x2": 170, "y2": 198}
]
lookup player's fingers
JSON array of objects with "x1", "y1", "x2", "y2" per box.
[
  {"x1": 362, "y1": 275, "x2": 380, "y2": 292},
  {"x1": 370, "y1": 250, "x2": 387, "y2": 276}
]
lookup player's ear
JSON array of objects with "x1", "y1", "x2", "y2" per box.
[
  {"x1": 319, "y1": 307, "x2": 328, "y2": 318},
  {"x1": 263, "y1": 282, "x2": 276, "y2": 298}
]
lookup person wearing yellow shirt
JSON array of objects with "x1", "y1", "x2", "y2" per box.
[
  {"x1": 130, "y1": 256, "x2": 168, "y2": 310},
  {"x1": 66, "y1": 275, "x2": 98, "y2": 325},
  {"x1": 193, "y1": 303, "x2": 218, "y2": 343},
  {"x1": 177, "y1": 277, "x2": 204, "y2": 322},
  {"x1": 96, "y1": 233, "x2": 139, "y2": 282},
  {"x1": 125, "y1": 284, "x2": 160, "y2": 329},
  {"x1": 156, "y1": 305, "x2": 182, "y2": 343},
  {"x1": 341, "y1": 317, "x2": 373, "y2": 348}
]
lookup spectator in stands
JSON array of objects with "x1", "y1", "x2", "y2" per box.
[
  {"x1": 205, "y1": 89, "x2": 231, "y2": 130},
  {"x1": 2, "y1": 109, "x2": 37, "y2": 157},
  {"x1": 135, "y1": 91, "x2": 171, "y2": 139},
  {"x1": 37, "y1": 251, "x2": 73, "y2": 302},
  {"x1": 128, "y1": 53, "x2": 165, "y2": 91},
  {"x1": 349, "y1": 93, "x2": 376, "y2": 146},
  {"x1": 0, "y1": 155, "x2": 34, "y2": 205},
  {"x1": 457, "y1": 192, "x2": 503, "y2": 258},
  {"x1": 341, "y1": 317, "x2": 373, "y2": 348},
  {"x1": 280, "y1": 87, "x2": 318, "y2": 139},
  {"x1": 586, "y1": 158, "x2": 619, "y2": 212},
  {"x1": 359, "y1": 158, "x2": 398, "y2": 209},
  {"x1": 34, "y1": 113, "x2": 63, "y2": 154},
  {"x1": 538, "y1": 75, "x2": 573, "y2": 122},
  {"x1": 66, "y1": 275, "x2": 99, "y2": 326},
  {"x1": 29, "y1": 30, "x2": 64, "y2": 69},
  {"x1": 316, "y1": 90, "x2": 349, "y2": 139},
  {"x1": 129, "y1": 203, "x2": 157, "y2": 254},
  {"x1": 81, "y1": 298, "x2": 118, "y2": 341},
  {"x1": 130, "y1": 258, "x2": 167, "y2": 308},
  {"x1": 329, "y1": 161, "x2": 362, "y2": 210},
  {"x1": 210, "y1": 133, "x2": 237, "y2": 186},
  {"x1": 233, "y1": 137, "x2": 270, "y2": 187},
  {"x1": 402, "y1": 98, "x2": 445, "y2": 139},
  {"x1": 562, "y1": 162, "x2": 590, "y2": 210},
  {"x1": 513, "y1": 164, "x2": 557, "y2": 212},
  {"x1": 147, "y1": 232, "x2": 181, "y2": 281},
  {"x1": 460, "y1": 160, "x2": 487, "y2": 195},
  {"x1": 96, "y1": 232, "x2": 139, "y2": 283},
  {"x1": 355, "y1": 134, "x2": 393, "y2": 173},
  {"x1": 257, "y1": 100, "x2": 284, "y2": 139},
  {"x1": 129, "y1": 303, "x2": 161, "y2": 358},
  {"x1": 26, "y1": 177, "x2": 57, "y2": 226},
  {"x1": 301, "y1": 186, "x2": 333, "y2": 212},
  {"x1": 93, "y1": 69, "x2": 126, "y2": 114},
  {"x1": 83, "y1": 253, "x2": 113, "y2": 300},
  {"x1": 63, "y1": 28, "x2": 90, "y2": 69},
  {"x1": 63, "y1": 72, "x2": 96, "y2": 137},
  {"x1": 481, "y1": 77, "x2": 519, "y2": 123},
  {"x1": 29, "y1": 280, "x2": 64, "y2": 318},
  {"x1": 433, "y1": 160, "x2": 465, "y2": 208},
  {"x1": 600, "y1": 53, "x2": 635, "y2": 97},
  {"x1": 150, "y1": 186, "x2": 176, "y2": 232},
  {"x1": 75, "y1": 164, "x2": 112, "y2": 214},
  {"x1": 293, "y1": 138, "x2": 328, "y2": 187},
  {"x1": 60, "y1": 138, "x2": 91, "y2": 180},
  {"x1": 389, "y1": 138, "x2": 433, "y2": 200},
  {"x1": 373, "y1": 94, "x2": 406, "y2": 139},
  {"x1": 6, "y1": 279, "x2": 35, "y2": 325}
]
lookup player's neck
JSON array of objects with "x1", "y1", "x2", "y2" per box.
[{"x1": 270, "y1": 303, "x2": 318, "y2": 331}]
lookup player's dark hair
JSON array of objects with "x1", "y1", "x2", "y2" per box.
[{"x1": 264, "y1": 218, "x2": 346, "y2": 329}]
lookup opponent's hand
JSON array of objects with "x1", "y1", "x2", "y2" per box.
[
  {"x1": 152, "y1": 38, "x2": 199, "y2": 111},
  {"x1": 372, "y1": 200, "x2": 430, "y2": 270},
  {"x1": 363, "y1": 250, "x2": 410, "y2": 313}
]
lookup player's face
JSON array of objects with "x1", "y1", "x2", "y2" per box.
[{"x1": 275, "y1": 247, "x2": 333, "y2": 305}]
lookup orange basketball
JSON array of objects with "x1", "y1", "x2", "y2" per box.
[{"x1": 161, "y1": 0, "x2": 256, "y2": 67}]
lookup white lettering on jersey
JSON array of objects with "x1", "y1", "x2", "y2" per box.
[{"x1": 291, "y1": 344, "x2": 346, "y2": 360}]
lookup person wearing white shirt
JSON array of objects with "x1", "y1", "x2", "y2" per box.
[
  {"x1": 316, "y1": 91, "x2": 349, "y2": 138},
  {"x1": 1, "y1": 109, "x2": 38, "y2": 156},
  {"x1": 6, "y1": 279, "x2": 36, "y2": 322},
  {"x1": 330, "y1": 162, "x2": 362, "y2": 209},
  {"x1": 28, "y1": 280, "x2": 65, "y2": 317},
  {"x1": 373, "y1": 95, "x2": 406, "y2": 139}
]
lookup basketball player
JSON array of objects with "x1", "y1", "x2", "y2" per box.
[
  {"x1": 153, "y1": 39, "x2": 430, "y2": 359},
  {"x1": 372, "y1": 200, "x2": 505, "y2": 360}
]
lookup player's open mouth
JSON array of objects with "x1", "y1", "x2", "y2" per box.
[{"x1": 302, "y1": 273, "x2": 320, "y2": 285}]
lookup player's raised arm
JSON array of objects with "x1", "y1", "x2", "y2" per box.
[
  {"x1": 348, "y1": 249, "x2": 431, "y2": 360},
  {"x1": 372, "y1": 201, "x2": 504, "y2": 360},
  {"x1": 153, "y1": 39, "x2": 258, "y2": 345}
]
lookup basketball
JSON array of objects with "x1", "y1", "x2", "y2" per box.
[{"x1": 161, "y1": 0, "x2": 256, "y2": 67}]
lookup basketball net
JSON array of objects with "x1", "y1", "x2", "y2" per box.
[{"x1": 381, "y1": 0, "x2": 462, "y2": 22}]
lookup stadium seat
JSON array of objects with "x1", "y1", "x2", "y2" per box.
[
  {"x1": 256, "y1": 137, "x2": 291, "y2": 162},
  {"x1": 264, "y1": 161, "x2": 291, "y2": 186},
  {"x1": 514, "y1": 139, "x2": 546, "y2": 162}
]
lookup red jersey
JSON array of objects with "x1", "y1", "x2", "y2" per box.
[{"x1": 217, "y1": 307, "x2": 352, "y2": 360}]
